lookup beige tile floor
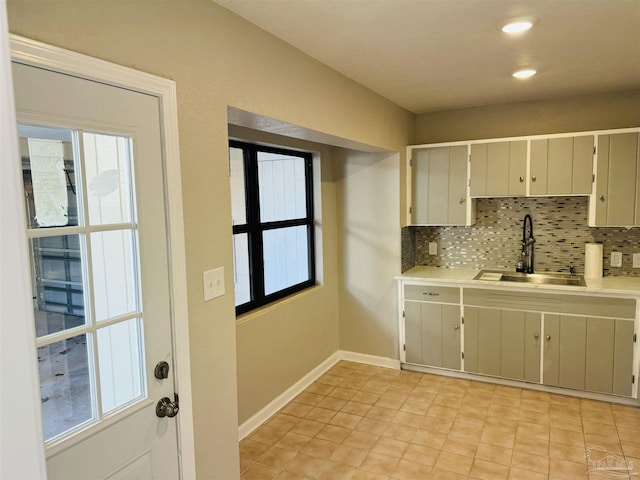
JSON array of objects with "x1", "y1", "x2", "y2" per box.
[{"x1": 240, "y1": 361, "x2": 640, "y2": 480}]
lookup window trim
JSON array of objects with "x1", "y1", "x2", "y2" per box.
[{"x1": 231, "y1": 140, "x2": 315, "y2": 315}]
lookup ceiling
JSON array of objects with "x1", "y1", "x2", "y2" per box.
[{"x1": 213, "y1": 0, "x2": 640, "y2": 114}]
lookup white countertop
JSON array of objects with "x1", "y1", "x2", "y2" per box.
[{"x1": 397, "y1": 266, "x2": 640, "y2": 296}]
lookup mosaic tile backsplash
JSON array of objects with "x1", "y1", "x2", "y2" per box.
[{"x1": 402, "y1": 196, "x2": 640, "y2": 276}]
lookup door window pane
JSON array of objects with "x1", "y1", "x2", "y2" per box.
[
  {"x1": 38, "y1": 334, "x2": 93, "y2": 441},
  {"x1": 258, "y1": 152, "x2": 307, "y2": 222},
  {"x1": 20, "y1": 125, "x2": 79, "y2": 229},
  {"x1": 83, "y1": 132, "x2": 133, "y2": 226},
  {"x1": 230, "y1": 147, "x2": 247, "y2": 226},
  {"x1": 97, "y1": 319, "x2": 144, "y2": 413},
  {"x1": 31, "y1": 234, "x2": 86, "y2": 337},
  {"x1": 233, "y1": 233, "x2": 251, "y2": 306},
  {"x1": 263, "y1": 226, "x2": 310, "y2": 295},
  {"x1": 91, "y1": 229, "x2": 138, "y2": 321}
]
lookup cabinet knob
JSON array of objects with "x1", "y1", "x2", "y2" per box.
[
  {"x1": 454, "y1": 325, "x2": 459, "y2": 330},
  {"x1": 599, "y1": 195, "x2": 606, "y2": 202},
  {"x1": 546, "y1": 335, "x2": 551, "y2": 341},
  {"x1": 534, "y1": 333, "x2": 539, "y2": 340},
  {"x1": 459, "y1": 198, "x2": 465, "y2": 204},
  {"x1": 532, "y1": 176, "x2": 537, "y2": 182},
  {"x1": 519, "y1": 176, "x2": 524, "y2": 183}
]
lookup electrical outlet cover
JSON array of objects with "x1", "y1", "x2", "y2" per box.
[
  {"x1": 203, "y1": 267, "x2": 225, "y2": 301},
  {"x1": 429, "y1": 242, "x2": 437, "y2": 255},
  {"x1": 611, "y1": 252, "x2": 622, "y2": 268},
  {"x1": 633, "y1": 253, "x2": 640, "y2": 269}
]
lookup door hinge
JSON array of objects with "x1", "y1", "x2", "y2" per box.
[
  {"x1": 402, "y1": 310, "x2": 405, "y2": 318},
  {"x1": 461, "y1": 352, "x2": 465, "y2": 360},
  {"x1": 633, "y1": 374, "x2": 635, "y2": 384},
  {"x1": 593, "y1": 146, "x2": 597, "y2": 155},
  {"x1": 461, "y1": 316, "x2": 464, "y2": 324},
  {"x1": 409, "y1": 158, "x2": 413, "y2": 167},
  {"x1": 468, "y1": 179, "x2": 471, "y2": 187},
  {"x1": 634, "y1": 333, "x2": 637, "y2": 343},
  {"x1": 403, "y1": 344, "x2": 406, "y2": 351},
  {"x1": 592, "y1": 173, "x2": 595, "y2": 183}
]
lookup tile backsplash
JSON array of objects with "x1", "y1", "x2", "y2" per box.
[{"x1": 402, "y1": 196, "x2": 640, "y2": 276}]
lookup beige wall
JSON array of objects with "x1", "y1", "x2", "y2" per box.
[
  {"x1": 334, "y1": 150, "x2": 401, "y2": 358},
  {"x1": 7, "y1": 1, "x2": 413, "y2": 477},
  {"x1": 415, "y1": 89, "x2": 640, "y2": 144}
]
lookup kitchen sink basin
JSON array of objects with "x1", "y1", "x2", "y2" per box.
[{"x1": 474, "y1": 269, "x2": 586, "y2": 287}]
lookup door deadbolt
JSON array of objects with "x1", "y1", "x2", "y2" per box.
[
  {"x1": 156, "y1": 394, "x2": 179, "y2": 418},
  {"x1": 154, "y1": 361, "x2": 170, "y2": 380}
]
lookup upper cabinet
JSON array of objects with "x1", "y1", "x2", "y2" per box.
[
  {"x1": 411, "y1": 145, "x2": 474, "y2": 226},
  {"x1": 590, "y1": 132, "x2": 640, "y2": 227},
  {"x1": 470, "y1": 140, "x2": 527, "y2": 196},
  {"x1": 408, "y1": 128, "x2": 639, "y2": 227},
  {"x1": 530, "y1": 136, "x2": 594, "y2": 195}
]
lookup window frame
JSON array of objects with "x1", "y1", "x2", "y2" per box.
[{"x1": 231, "y1": 140, "x2": 316, "y2": 315}]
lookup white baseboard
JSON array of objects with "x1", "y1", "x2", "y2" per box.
[{"x1": 238, "y1": 350, "x2": 399, "y2": 440}]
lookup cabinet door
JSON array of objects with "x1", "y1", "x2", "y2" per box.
[
  {"x1": 411, "y1": 148, "x2": 430, "y2": 225},
  {"x1": 470, "y1": 144, "x2": 487, "y2": 197},
  {"x1": 464, "y1": 307, "x2": 500, "y2": 376},
  {"x1": 404, "y1": 301, "x2": 461, "y2": 369},
  {"x1": 613, "y1": 319, "x2": 634, "y2": 396},
  {"x1": 486, "y1": 142, "x2": 509, "y2": 196},
  {"x1": 572, "y1": 135, "x2": 594, "y2": 194},
  {"x1": 530, "y1": 139, "x2": 549, "y2": 195},
  {"x1": 595, "y1": 133, "x2": 640, "y2": 226},
  {"x1": 508, "y1": 140, "x2": 527, "y2": 195},
  {"x1": 404, "y1": 302, "x2": 423, "y2": 364},
  {"x1": 547, "y1": 137, "x2": 574, "y2": 194},
  {"x1": 524, "y1": 313, "x2": 542, "y2": 383},
  {"x1": 544, "y1": 315, "x2": 587, "y2": 390},
  {"x1": 411, "y1": 146, "x2": 469, "y2": 226},
  {"x1": 448, "y1": 146, "x2": 468, "y2": 225}
]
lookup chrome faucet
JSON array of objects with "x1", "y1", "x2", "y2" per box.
[{"x1": 517, "y1": 214, "x2": 535, "y2": 273}]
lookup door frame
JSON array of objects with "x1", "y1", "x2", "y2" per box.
[{"x1": 8, "y1": 34, "x2": 196, "y2": 478}]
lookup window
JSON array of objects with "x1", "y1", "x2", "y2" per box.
[{"x1": 230, "y1": 141, "x2": 315, "y2": 314}]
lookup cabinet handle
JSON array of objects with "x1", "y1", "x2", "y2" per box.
[
  {"x1": 459, "y1": 197, "x2": 465, "y2": 204},
  {"x1": 423, "y1": 292, "x2": 440, "y2": 296},
  {"x1": 532, "y1": 176, "x2": 537, "y2": 182},
  {"x1": 454, "y1": 325, "x2": 459, "y2": 330},
  {"x1": 519, "y1": 176, "x2": 524, "y2": 183},
  {"x1": 546, "y1": 335, "x2": 551, "y2": 341},
  {"x1": 599, "y1": 195, "x2": 606, "y2": 202},
  {"x1": 534, "y1": 333, "x2": 539, "y2": 340}
]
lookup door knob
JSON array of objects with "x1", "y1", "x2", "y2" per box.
[
  {"x1": 519, "y1": 176, "x2": 524, "y2": 183},
  {"x1": 454, "y1": 325, "x2": 459, "y2": 330},
  {"x1": 534, "y1": 333, "x2": 539, "y2": 339},
  {"x1": 599, "y1": 195, "x2": 606, "y2": 202},
  {"x1": 546, "y1": 335, "x2": 551, "y2": 341},
  {"x1": 532, "y1": 176, "x2": 537, "y2": 182},
  {"x1": 156, "y1": 394, "x2": 179, "y2": 418}
]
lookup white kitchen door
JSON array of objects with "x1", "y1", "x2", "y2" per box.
[{"x1": 12, "y1": 61, "x2": 180, "y2": 479}]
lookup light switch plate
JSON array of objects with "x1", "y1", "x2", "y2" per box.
[
  {"x1": 203, "y1": 267, "x2": 225, "y2": 301},
  {"x1": 429, "y1": 242, "x2": 437, "y2": 255},
  {"x1": 611, "y1": 251, "x2": 622, "y2": 268},
  {"x1": 633, "y1": 253, "x2": 640, "y2": 269}
]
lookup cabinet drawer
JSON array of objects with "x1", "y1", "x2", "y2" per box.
[
  {"x1": 464, "y1": 288, "x2": 635, "y2": 319},
  {"x1": 404, "y1": 285, "x2": 459, "y2": 304}
]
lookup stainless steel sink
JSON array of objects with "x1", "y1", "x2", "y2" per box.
[{"x1": 473, "y1": 269, "x2": 586, "y2": 287}]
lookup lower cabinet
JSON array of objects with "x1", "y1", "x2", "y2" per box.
[
  {"x1": 543, "y1": 315, "x2": 634, "y2": 396},
  {"x1": 405, "y1": 301, "x2": 461, "y2": 370},
  {"x1": 464, "y1": 307, "x2": 541, "y2": 383}
]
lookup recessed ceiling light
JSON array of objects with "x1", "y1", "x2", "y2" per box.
[
  {"x1": 502, "y1": 20, "x2": 534, "y2": 34},
  {"x1": 513, "y1": 69, "x2": 537, "y2": 79}
]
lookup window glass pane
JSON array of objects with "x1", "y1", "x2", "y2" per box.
[
  {"x1": 258, "y1": 152, "x2": 307, "y2": 222},
  {"x1": 19, "y1": 124, "x2": 79, "y2": 229},
  {"x1": 91, "y1": 230, "x2": 138, "y2": 321},
  {"x1": 39, "y1": 334, "x2": 93, "y2": 441},
  {"x1": 31, "y1": 235, "x2": 86, "y2": 338},
  {"x1": 233, "y1": 233, "x2": 251, "y2": 306},
  {"x1": 97, "y1": 319, "x2": 144, "y2": 413},
  {"x1": 263, "y1": 226, "x2": 310, "y2": 295},
  {"x1": 83, "y1": 132, "x2": 133, "y2": 225},
  {"x1": 230, "y1": 147, "x2": 247, "y2": 226}
]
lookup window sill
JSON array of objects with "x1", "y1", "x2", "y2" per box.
[{"x1": 235, "y1": 284, "x2": 323, "y2": 326}]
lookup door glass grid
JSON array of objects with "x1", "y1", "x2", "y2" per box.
[{"x1": 20, "y1": 124, "x2": 146, "y2": 443}]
